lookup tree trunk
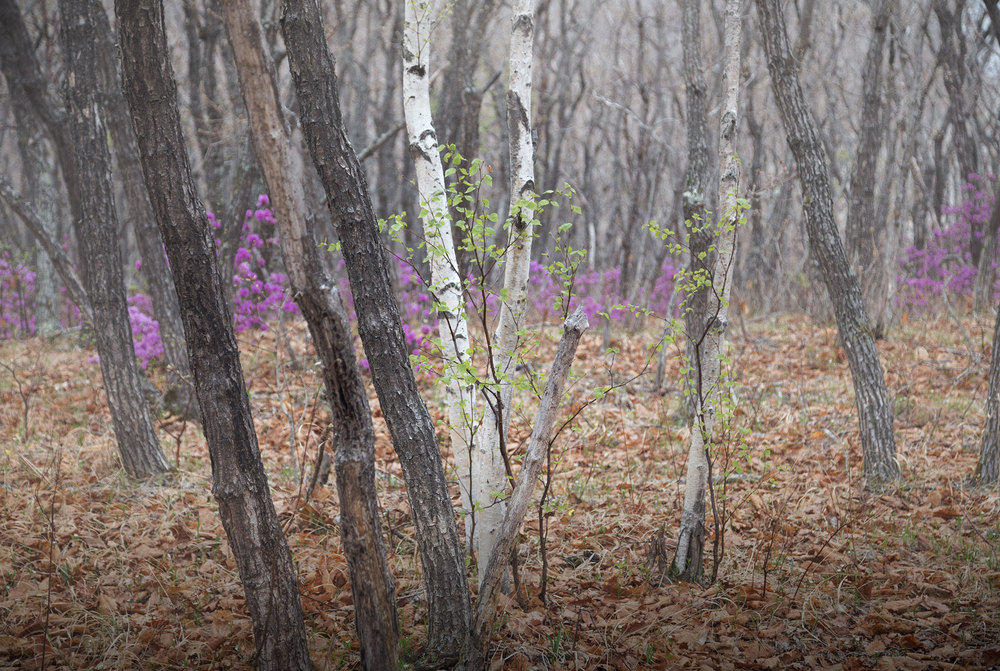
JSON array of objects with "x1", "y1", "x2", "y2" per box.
[
  {"x1": 403, "y1": 0, "x2": 477, "y2": 548},
  {"x1": 671, "y1": 0, "x2": 742, "y2": 584},
  {"x1": 92, "y1": 0, "x2": 197, "y2": 418},
  {"x1": 218, "y1": 1, "x2": 399, "y2": 666},
  {"x1": 280, "y1": 0, "x2": 472, "y2": 661},
  {"x1": 680, "y1": 0, "x2": 714, "y2": 423},
  {"x1": 474, "y1": 0, "x2": 538, "y2": 587},
  {"x1": 755, "y1": 0, "x2": 899, "y2": 486},
  {"x1": 59, "y1": 0, "x2": 170, "y2": 479},
  {"x1": 467, "y1": 307, "x2": 588, "y2": 670},
  {"x1": 844, "y1": 0, "x2": 890, "y2": 318},
  {"x1": 975, "y1": 301, "x2": 1000, "y2": 485},
  {"x1": 116, "y1": 1, "x2": 311, "y2": 667}
]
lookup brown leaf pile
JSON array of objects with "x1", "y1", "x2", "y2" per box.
[{"x1": 1, "y1": 314, "x2": 999, "y2": 669}]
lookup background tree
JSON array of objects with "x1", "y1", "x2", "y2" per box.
[{"x1": 116, "y1": 0, "x2": 311, "y2": 666}]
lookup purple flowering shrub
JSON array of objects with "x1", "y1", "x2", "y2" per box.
[
  {"x1": 898, "y1": 174, "x2": 997, "y2": 309},
  {"x1": 0, "y1": 249, "x2": 37, "y2": 338},
  {"x1": 211, "y1": 194, "x2": 299, "y2": 333},
  {"x1": 526, "y1": 257, "x2": 680, "y2": 324},
  {"x1": 127, "y1": 293, "x2": 164, "y2": 368}
]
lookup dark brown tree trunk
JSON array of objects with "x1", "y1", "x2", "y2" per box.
[
  {"x1": 91, "y1": 0, "x2": 197, "y2": 418},
  {"x1": 219, "y1": 1, "x2": 399, "y2": 665},
  {"x1": 115, "y1": 0, "x2": 311, "y2": 667},
  {"x1": 844, "y1": 0, "x2": 890, "y2": 309},
  {"x1": 58, "y1": 0, "x2": 171, "y2": 479},
  {"x1": 755, "y1": 0, "x2": 899, "y2": 486},
  {"x1": 280, "y1": 0, "x2": 473, "y2": 662}
]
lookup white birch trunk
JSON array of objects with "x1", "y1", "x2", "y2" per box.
[
  {"x1": 402, "y1": 0, "x2": 476, "y2": 546},
  {"x1": 672, "y1": 0, "x2": 743, "y2": 581},
  {"x1": 475, "y1": 0, "x2": 537, "y2": 586}
]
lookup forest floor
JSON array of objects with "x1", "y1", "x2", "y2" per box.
[{"x1": 1, "y1": 311, "x2": 1000, "y2": 670}]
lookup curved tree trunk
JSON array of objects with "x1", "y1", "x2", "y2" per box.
[
  {"x1": 280, "y1": 0, "x2": 472, "y2": 661},
  {"x1": 59, "y1": 0, "x2": 170, "y2": 479},
  {"x1": 218, "y1": 1, "x2": 399, "y2": 666},
  {"x1": 755, "y1": 0, "x2": 899, "y2": 486},
  {"x1": 116, "y1": 1, "x2": 311, "y2": 667},
  {"x1": 403, "y1": 0, "x2": 477, "y2": 549}
]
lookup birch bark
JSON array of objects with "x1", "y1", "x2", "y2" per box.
[
  {"x1": 672, "y1": 0, "x2": 742, "y2": 582},
  {"x1": 475, "y1": 0, "x2": 537, "y2": 586},
  {"x1": 402, "y1": 0, "x2": 477, "y2": 545}
]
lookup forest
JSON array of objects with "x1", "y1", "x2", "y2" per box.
[{"x1": 1, "y1": 0, "x2": 1000, "y2": 669}]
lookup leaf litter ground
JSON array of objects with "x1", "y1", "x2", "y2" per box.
[{"x1": 1, "y1": 313, "x2": 999, "y2": 670}]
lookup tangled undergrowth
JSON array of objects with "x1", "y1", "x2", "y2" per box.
[{"x1": 1, "y1": 312, "x2": 999, "y2": 670}]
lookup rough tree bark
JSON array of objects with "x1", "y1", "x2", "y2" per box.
[
  {"x1": 974, "y1": 187, "x2": 1000, "y2": 485},
  {"x1": 280, "y1": 0, "x2": 472, "y2": 661},
  {"x1": 671, "y1": 0, "x2": 742, "y2": 583},
  {"x1": 474, "y1": 0, "x2": 538, "y2": 587},
  {"x1": 218, "y1": 1, "x2": 399, "y2": 665},
  {"x1": 844, "y1": 0, "x2": 890, "y2": 317},
  {"x1": 116, "y1": 0, "x2": 311, "y2": 667},
  {"x1": 755, "y1": 0, "x2": 899, "y2": 485},
  {"x1": 403, "y1": 0, "x2": 477, "y2": 548},
  {"x1": 59, "y1": 0, "x2": 170, "y2": 479}
]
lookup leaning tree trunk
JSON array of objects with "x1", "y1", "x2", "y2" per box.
[
  {"x1": 844, "y1": 0, "x2": 890, "y2": 323},
  {"x1": 280, "y1": 0, "x2": 472, "y2": 662},
  {"x1": 467, "y1": 307, "x2": 589, "y2": 670},
  {"x1": 218, "y1": 1, "x2": 399, "y2": 666},
  {"x1": 58, "y1": 0, "x2": 170, "y2": 479},
  {"x1": 755, "y1": 0, "x2": 899, "y2": 486},
  {"x1": 671, "y1": 0, "x2": 742, "y2": 584},
  {"x1": 116, "y1": 1, "x2": 311, "y2": 668},
  {"x1": 975, "y1": 301, "x2": 1000, "y2": 485},
  {"x1": 474, "y1": 0, "x2": 538, "y2": 587},
  {"x1": 0, "y1": 176, "x2": 93, "y2": 326},
  {"x1": 403, "y1": 0, "x2": 477, "y2": 548},
  {"x1": 680, "y1": 0, "x2": 714, "y2": 422}
]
